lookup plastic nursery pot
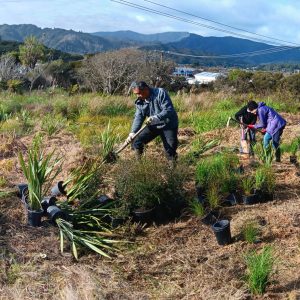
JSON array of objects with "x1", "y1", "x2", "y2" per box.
[
  {"x1": 259, "y1": 192, "x2": 274, "y2": 203},
  {"x1": 17, "y1": 183, "x2": 28, "y2": 199},
  {"x1": 27, "y1": 209, "x2": 43, "y2": 227},
  {"x1": 222, "y1": 192, "x2": 239, "y2": 206},
  {"x1": 97, "y1": 195, "x2": 112, "y2": 205},
  {"x1": 242, "y1": 193, "x2": 259, "y2": 205},
  {"x1": 290, "y1": 155, "x2": 298, "y2": 164},
  {"x1": 133, "y1": 206, "x2": 156, "y2": 224},
  {"x1": 211, "y1": 219, "x2": 232, "y2": 246},
  {"x1": 21, "y1": 187, "x2": 29, "y2": 206},
  {"x1": 51, "y1": 181, "x2": 67, "y2": 197},
  {"x1": 201, "y1": 210, "x2": 219, "y2": 226},
  {"x1": 41, "y1": 196, "x2": 57, "y2": 213},
  {"x1": 47, "y1": 205, "x2": 66, "y2": 224},
  {"x1": 110, "y1": 216, "x2": 126, "y2": 228}
]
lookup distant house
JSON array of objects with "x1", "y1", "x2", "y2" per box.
[
  {"x1": 173, "y1": 67, "x2": 195, "y2": 77},
  {"x1": 189, "y1": 72, "x2": 224, "y2": 84}
]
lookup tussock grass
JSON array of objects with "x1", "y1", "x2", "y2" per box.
[{"x1": 245, "y1": 246, "x2": 275, "y2": 295}]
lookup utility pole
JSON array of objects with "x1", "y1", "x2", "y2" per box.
[{"x1": 160, "y1": 51, "x2": 163, "y2": 64}]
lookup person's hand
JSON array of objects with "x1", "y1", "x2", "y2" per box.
[
  {"x1": 261, "y1": 128, "x2": 267, "y2": 134},
  {"x1": 247, "y1": 124, "x2": 255, "y2": 129},
  {"x1": 146, "y1": 115, "x2": 160, "y2": 125},
  {"x1": 126, "y1": 132, "x2": 135, "y2": 143}
]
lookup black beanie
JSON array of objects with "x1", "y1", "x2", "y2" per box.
[{"x1": 247, "y1": 100, "x2": 258, "y2": 111}]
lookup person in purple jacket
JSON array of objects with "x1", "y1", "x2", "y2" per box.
[{"x1": 246, "y1": 100, "x2": 286, "y2": 162}]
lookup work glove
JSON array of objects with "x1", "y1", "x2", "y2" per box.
[
  {"x1": 146, "y1": 115, "x2": 161, "y2": 125},
  {"x1": 261, "y1": 128, "x2": 267, "y2": 134},
  {"x1": 126, "y1": 132, "x2": 135, "y2": 143},
  {"x1": 247, "y1": 124, "x2": 255, "y2": 129}
]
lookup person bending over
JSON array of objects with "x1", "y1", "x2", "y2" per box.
[{"x1": 126, "y1": 81, "x2": 179, "y2": 161}]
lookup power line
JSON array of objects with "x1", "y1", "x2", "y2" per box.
[
  {"x1": 143, "y1": 0, "x2": 300, "y2": 47},
  {"x1": 156, "y1": 46, "x2": 299, "y2": 59},
  {"x1": 111, "y1": 0, "x2": 298, "y2": 47}
]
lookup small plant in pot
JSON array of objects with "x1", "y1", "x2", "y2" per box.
[
  {"x1": 289, "y1": 137, "x2": 300, "y2": 164},
  {"x1": 114, "y1": 159, "x2": 168, "y2": 224},
  {"x1": 241, "y1": 176, "x2": 259, "y2": 205},
  {"x1": 18, "y1": 136, "x2": 62, "y2": 226},
  {"x1": 255, "y1": 166, "x2": 275, "y2": 202},
  {"x1": 200, "y1": 184, "x2": 220, "y2": 225}
]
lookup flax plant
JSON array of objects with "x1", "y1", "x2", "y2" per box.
[{"x1": 18, "y1": 136, "x2": 62, "y2": 211}]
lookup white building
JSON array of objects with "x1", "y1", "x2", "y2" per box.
[{"x1": 190, "y1": 72, "x2": 223, "y2": 84}]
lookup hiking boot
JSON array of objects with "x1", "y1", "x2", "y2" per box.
[{"x1": 275, "y1": 148, "x2": 281, "y2": 162}]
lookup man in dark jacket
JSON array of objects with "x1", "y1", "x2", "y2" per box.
[
  {"x1": 247, "y1": 101, "x2": 286, "y2": 162},
  {"x1": 235, "y1": 101, "x2": 258, "y2": 153},
  {"x1": 126, "y1": 81, "x2": 179, "y2": 160}
]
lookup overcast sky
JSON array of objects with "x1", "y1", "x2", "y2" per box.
[{"x1": 1, "y1": 0, "x2": 300, "y2": 44}]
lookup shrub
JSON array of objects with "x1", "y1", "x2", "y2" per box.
[
  {"x1": 245, "y1": 246, "x2": 275, "y2": 295},
  {"x1": 114, "y1": 159, "x2": 187, "y2": 212}
]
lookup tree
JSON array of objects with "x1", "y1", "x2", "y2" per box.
[
  {"x1": 0, "y1": 54, "x2": 21, "y2": 82},
  {"x1": 78, "y1": 49, "x2": 175, "y2": 94},
  {"x1": 19, "y1": 36, "x2": 45, "y2": 69}
]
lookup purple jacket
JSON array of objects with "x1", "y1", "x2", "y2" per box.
[{"x1": 254, "y1": 102, "x2": 286, "y2": 136}]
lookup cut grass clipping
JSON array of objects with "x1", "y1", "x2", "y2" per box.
[{"x1": 245, "y1": 246, "x2": 275, "y2": 295}]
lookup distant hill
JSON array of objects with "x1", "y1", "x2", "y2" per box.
[
  {"x1": 142, "y1": 34, "x2": 300, "y2": 66},
  {"x1": 0, "y1": 24, "x2": 128, "y2": 54},
  {"x1": 91, "y1": 30, "x2": 190, "y2": 44},
  {"x1": 1, "y1": 24, "x2": 300, "y2": 66}
]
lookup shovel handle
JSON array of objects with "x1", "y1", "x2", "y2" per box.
[
  {"x1": 228, "y1": 117, "x2": 264, "y2": 134},
  {"x1": 114, "y1": 124, "x2": 148, "y2": 154}
]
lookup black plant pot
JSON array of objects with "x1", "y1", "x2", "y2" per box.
[
  {"x1": 17, "y1": 183, "x2": 28, "y2": 199},
  {"x1": 47, "y1": 205, "x2": 66, "y2": 223},
  {"x1": 21, "y1": 187, "x2": 29, "y2": 206},
  {"x1": 133, "y1": 207, "x2": 155, "y2": 224},
  {"x1": 97, "y1": 195, "x2": 112, "y2": 205},
  {"x1": 27, "y1": 209, "x2": 43, "y2": 227},
  {"x1": 110, "y1": 216, "x2": 126, "y2": 228},
  {"x1": 211, "y1": 219, "x2": 232, "y2": 245},
  {"x1": 223, "y1": 192, "x2": 239, "y2": 206},
  {"x1": 41, "y1": 196, "x2": 57, "y2": 213},
  {"x1": 259, "y1": 192, "x2": 274, "y2": 203},
  {"x1": 196, "y1": 185, "x2": 205, "y2": 198},
  {"x1": 51, "y1": 181, "x2": 67, "y2": 196},
  {"x1": 201, "y1": 210, "x2": 219, "y2": 226},
  {"x1": 290, "y1": 155, "x2": 298, "y2": 164},
  {"x1": 243, "y1": 193, "x2": 259, "y2": 205}
]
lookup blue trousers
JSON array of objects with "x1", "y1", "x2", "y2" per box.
[
  {"x1": 263, "y1": 127, "x2": 284, "y2": 149},
  {"x1": 133, "y1": 126, "x2": 178, "y2": 160}
]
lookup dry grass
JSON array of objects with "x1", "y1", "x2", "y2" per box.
[{"x1": 1, "y1": 94, "x2": 300, "y2": 299}]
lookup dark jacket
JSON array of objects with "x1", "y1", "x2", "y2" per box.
[
  {"x1": 254, "y1": 102, "x2": 286, "y2": 136},
  {"x1": 235, "y1": 105, "x2": 257, "y2": 125},
  {"x1": 131, "y1": 87, "x2": 178, "y2": 133}
]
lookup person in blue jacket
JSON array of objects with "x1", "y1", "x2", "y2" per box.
[
  {"x1": 246, "y1": 100, "x2": 286, "y2": 162},
  {"x1": 126, "y1": 81, "x2": 179, "y2": 161}
]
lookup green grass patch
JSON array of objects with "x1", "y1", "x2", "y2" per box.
[{"x1": 245, "y1": 246, "x2": 275, "y2": 295}]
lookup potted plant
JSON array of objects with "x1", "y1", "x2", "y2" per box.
[
  {"x1": 18, "y1": 137, "x2": 62, "y2": 226},
  {"x1": 255, "y1": 166, "x2": 275, "y2": 202},
  {"x1": 289, "y1": 138, "x2": 300, "y2": 164},
  {"x1": 241, "y1": 176, "x2": 259, "y2": 205}
]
